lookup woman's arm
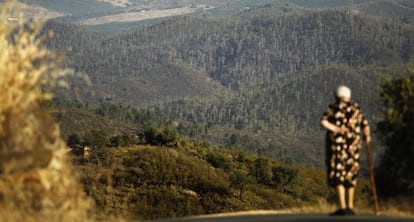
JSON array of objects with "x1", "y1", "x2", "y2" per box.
[
  {"x1": 320, "y1": 119, "x2": 348, "y2": 134},
  {"x1": 363, "y1": 126, "x2": 371, "y2": 143}
]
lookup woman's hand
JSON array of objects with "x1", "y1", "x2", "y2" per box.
[
  {"x1": 365, "y1": 135, "x2": 372, "y2": 144},
  {"x1": 337, "y1": 125, "x2": 349, "y2": 135}
]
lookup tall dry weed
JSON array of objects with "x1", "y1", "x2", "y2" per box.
[{"x1": 0, "y1": 1, "x2": 92, "y2": 221}]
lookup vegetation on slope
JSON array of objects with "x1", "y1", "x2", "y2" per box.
[
  {"x1": 42, "y1": 5, "x2": 414, "y2": 166},
  {"x1": 62, "y1": 68, "x2": 414, "y2": 220},
  {"x1": 376, "y1": 67, "x2": 414, "y2": 200},
  {"x1": 70, "y1": 140, "x2": 374, "y2": 221}
]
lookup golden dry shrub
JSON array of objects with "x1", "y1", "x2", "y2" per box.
[{"x1": 0, "y1": 2, "x2": 92, "y2": 221}]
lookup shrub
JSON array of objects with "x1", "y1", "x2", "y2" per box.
[
  {"x1": 250, "y1": 157, "x2": 272, "y2": 185},
  {"x1": 83, "y1": 129, "x2": 108, "y2": 148},
  {"x1": 67, "y1": 133, "x2": 82, "y2": 147},
  {"x1": 229, "y1": 170, "x2": 252, "y2": 199},
  {"x1": 0, "y1": 2, "x2": 91, "y2": 221},
  {"x1": 206, "y1": 150, "x2": 231, "y2": 171},
  {"x1": 144, "y1": 126, "x2": 179, "y2": 147},
  {"x1": 271, "y1": 164, "x2": 299, "y2": 194}
]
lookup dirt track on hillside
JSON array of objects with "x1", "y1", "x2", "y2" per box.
[{"x1": 79, "y1": 5, "x2": 208, "y2": 25}]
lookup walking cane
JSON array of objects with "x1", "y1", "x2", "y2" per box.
[{"x1": 365, "y1": 141, "x2": 380, "y2": 215}]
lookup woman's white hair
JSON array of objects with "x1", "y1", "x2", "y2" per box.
[{"x1": 336, "y1": 85, "x2": 351, "y2": 99}]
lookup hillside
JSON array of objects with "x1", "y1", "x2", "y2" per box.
[
  {"x1": 50, "y1": 108, "x2": 138, "y2": 138},
  {"x1": 63, "y1": 9, "x2": 413, "y2": 94},
  {"x1": 71, "y1": 141, "x2": 369, "y2": 220},
  {"x1": 42, "y1": 5, "x2": 414, "y2": 166},
  {"x1": 353, "y1": 0, "x2": 414, "y2": 23},
  {"x1": 19, "y1": 0, "x2": 120, "y2": 19}
]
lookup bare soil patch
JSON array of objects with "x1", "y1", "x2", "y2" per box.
[
  {"x1": 97, "y1": 0, "x2": 131, "y2": 8},
  {"x1": 79, "y1": 5, "x2": 209, "y2": 25}
]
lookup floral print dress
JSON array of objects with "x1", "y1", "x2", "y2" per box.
[{"x1": 321, "y1": 101, "x2": 369, "y2": 188}]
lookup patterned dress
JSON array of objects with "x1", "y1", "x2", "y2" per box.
[{"x1": 321, "y1": 101, "x2": 369, "y2": 188}]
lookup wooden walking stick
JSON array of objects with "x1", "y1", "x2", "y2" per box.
[{"x1": 365, "y1": 141, "x2": 380, "y2": 215}]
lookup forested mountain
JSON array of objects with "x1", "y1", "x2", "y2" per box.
[
  {"x1": 286, "y1": 0, "x2": 377, "y2": 8},
  {"x1": 42, "y1": 3, "x2": 414, "y2": 166},
  {"x1": 59, "y1": 9, "x2": 412, "y2": 94}
]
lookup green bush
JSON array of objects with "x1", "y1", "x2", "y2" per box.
[
  {"x1": 157, "y1": 127, "x2": 179, "y2": 147},
  {"x1": 250, "y1": 157, "x2": 272, "y2": 185},
  {"x1": 271, "y1": 164, "x2": 299, "y2": 194},
  {"x1": 230, "y1": 170, "x2": 252, "y2": 199},
  {"x1": 377, "y1": 75, "x2": 414, "y2": 197},
  {"x1": 144, "y1": 126, "x2": 179, "y2": 146},
  {"x1": 66, "y1": 133, "x2": 82, "y2": 147},
  {"x1": 83, "y1": 129, "x2": 108, "y2": 148},
  {"x1": 206, "y1": 151, "x2": 231, "y2": 171},
  {"x1": 109, "y1": 132, "x2": 139, "y2": 147}
]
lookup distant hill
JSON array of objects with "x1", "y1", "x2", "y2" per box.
[
  {"x1": 50, "y1": 108, "x2": 138, "y2": 139},
  {"x1": 285, "y1": 0, "x2": 378, "y2": 8},
  {"x1": 18, "y1": 0, "x2": 120, "y2": 19},
  {"x1": 352, "y1": 0, "x2": 414, "y2": 23}
]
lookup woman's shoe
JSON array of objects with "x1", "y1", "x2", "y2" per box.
[
  {"x1": 329, "y1": 208, "x2": 347, "y2": 216},
  {"x1": 346, "y1": 208, "x2": 356, "y2": 215}
]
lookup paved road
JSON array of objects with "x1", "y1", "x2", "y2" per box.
[{"x1": 150, "y1": 213, "x2": 414, "y2": 222}]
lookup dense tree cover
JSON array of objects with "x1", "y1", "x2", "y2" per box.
[
  {"x1": 286, "y1": 0, "x2": 377, "y2": 8},
  {"x1": 45, "y1": 7, "x2": 414, "y2": 104},
  {"x1": 76, "y1": 9, "x2": 412, "y2": 91},
  {"x1": 148, "y1": 64, "x2": 404, "y2": 166},
  {"x1": 43, "y1": 2, "x2": 414, "y2": 172},
  {"x1": 44, "y1": 6, "x2": 414, "y2": 166},
  {"x1": 65, "y1": 125, "x2": 180, "y2": 150},
  {"x1": 376, "y1": 71, "x2": 414, "y2": 198}
]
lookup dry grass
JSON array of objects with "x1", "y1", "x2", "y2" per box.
[{"x1": 0, "y1": 1, "x2": 92, "y2": 221}]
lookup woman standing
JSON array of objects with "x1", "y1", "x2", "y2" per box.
[{"x1": 320, "y1": 85, "x2": 371, "y2": 216}]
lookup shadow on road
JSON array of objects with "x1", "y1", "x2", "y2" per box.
[{"x1": 149, "y1": 213, "x2": 414, "y2": 222}]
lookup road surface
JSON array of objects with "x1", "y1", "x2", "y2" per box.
[{"x1": 149, "y1": 212, "x2": 414, "y2": 222}]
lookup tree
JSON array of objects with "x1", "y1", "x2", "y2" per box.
[
  {"x1": 67, "y1": 133, "x2": 82, "y2": 147},
  {"x1": 157, "y1": 127, "x2": 179, "y2": 147},
  {"x1": 250, "y1": 157, "x2": 272, "y2": 185},
  {"x1": 83, "y1": 130, "x2": 108, "y2": 148},
  {"x1": 144, "y1": 126, "x2": 180, "y2": 147},
  {"x1": 229, "y1": 170, "x2": 252, "y2": 200},
  {"x1": 272, "y1": 165, "x2": 299, "y2": 194},
  {"x1": 376, "y1": 74, "x2": 414, "y2": 197},
  {"x1": 206, "y1": 151, "x2": 231, "y2": 171}
]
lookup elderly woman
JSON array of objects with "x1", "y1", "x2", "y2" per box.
[{"x1": 320, "y1": 85, "x2": 371, "y2": 216}]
